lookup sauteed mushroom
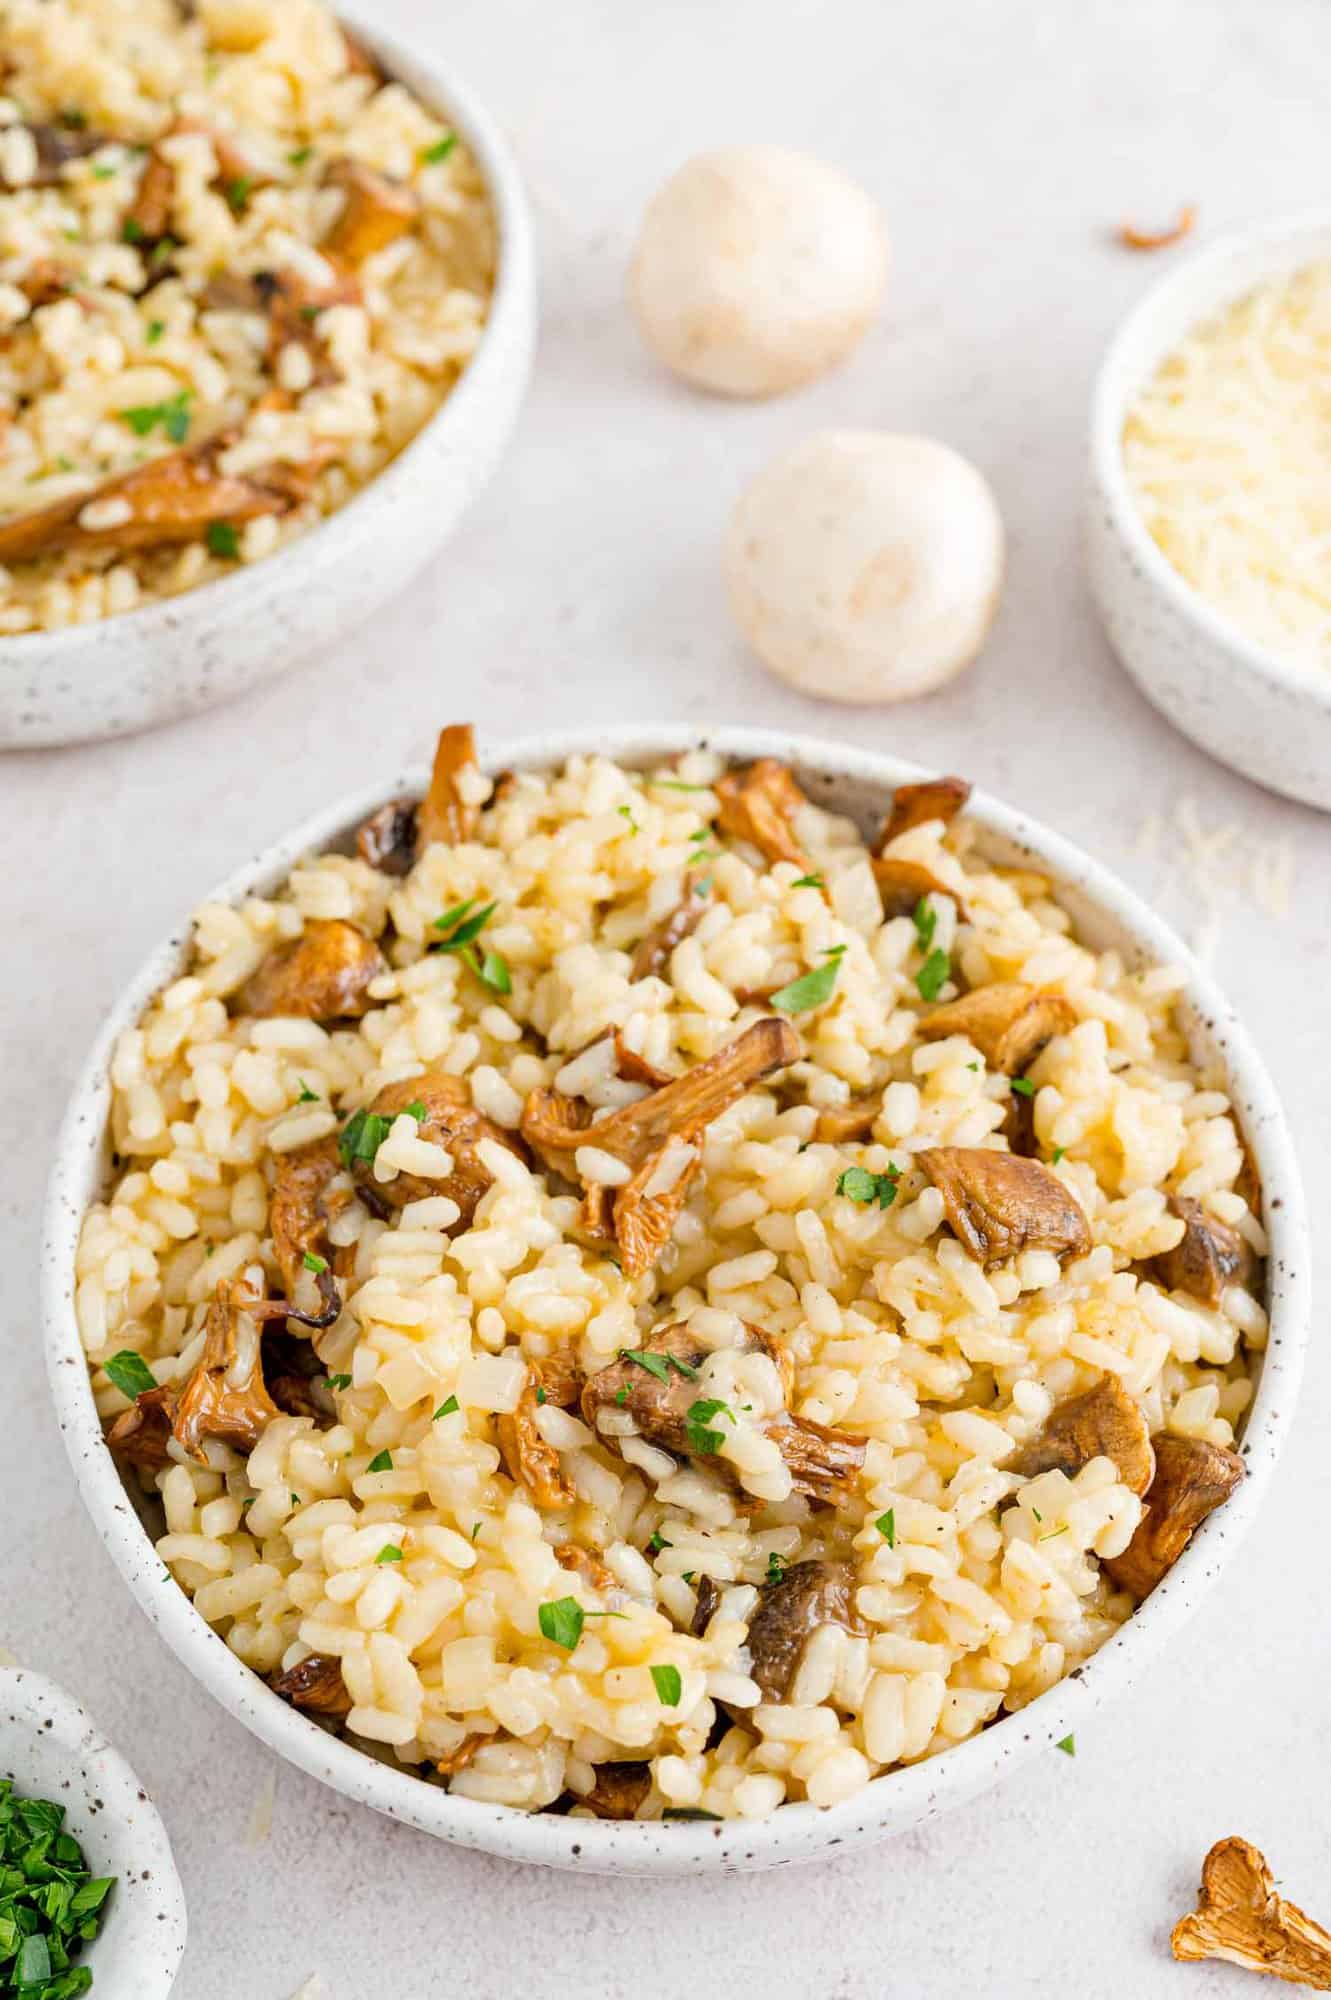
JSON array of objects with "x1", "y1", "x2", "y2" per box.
[
  {"x1": 0, "y1": 122, "x2": 107, "y2": 189},
  {"x1": 746, "y1": 1559, "x2": 864, "y2": 1702},
  {"x1": 872, "y1": 854, "x2": 969, "y2": 923},
  {"x1": 1153, "y1": 1195, "x2": 1256, "y2": 1309},
  {"x1": 714, "y1": 759, "x2": 811, "y2": 871},
  {"x1": 356, "y1": 724, "x2": 481, "y2": 874},
  {"x1": 237, "y1": 919, "x2": 385, "y2": 1022},
  {"x1": 919, "y1": 1147, "x2": 1092, "y2": 1269},
  {"x1": 1103, "y1": 1432, "x2": 1244, "y2": 1599},
  {"x1": 270, "y1": 1652, "x2": 351, "y2": 1716},
  {"x1": 347, "y1": 1070, "x2": 525, "y2": 1219},
  {"x1": 268, "y1": 1135, "x2": 351, "y2": 1305},
  {"x1": 1172, "y1": 1837, "x2": 1331, "y2": 1988},
  {"x1": 918, "y1": 982, "x2": 1075, "y2": 1076},
  {"x1": 631, "y1": 881, "x2": 709, "y2": 980},
  {"x1": 574, "y1": 1764, "x2": 651, "y2": 1820},
  {"x1": 1010, "y1": 1373, "x2": 1154, "y2": 1495},
  {"x1": 877, "y1": 775, "x2": 971, "y2": 846},
  {"x1": 495, "y1": 1355, "x2": 584, "y2": 1512}
]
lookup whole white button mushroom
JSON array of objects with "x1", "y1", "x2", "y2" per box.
[
  {"x1": 629, "y1": 145, "x2": 889, "y2": 398},
  {"x1": 725, "y1": 429, "x2": 1005, "y2": 703}
]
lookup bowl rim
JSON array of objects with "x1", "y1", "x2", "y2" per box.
[
  {"x1": 0, "y1": 5, "x2": 531, "y2": 661},
  {"x1": 1089, "y1": 207, "x2": 1331, "y2": 715},
  {"x1": 0, "y1": 1665, "x2": 187, "y2": 1996},
  {"x1": 41, "y1": 722, "x2": 1310, "y2": 1874}
]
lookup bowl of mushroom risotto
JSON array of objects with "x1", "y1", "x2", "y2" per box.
[
  {"x1": 0, "y1": 0, "x2": 534, "y2": 747},
  {"x1": 43, "y1": 723, "x2": 1307, "y2": 1873}
]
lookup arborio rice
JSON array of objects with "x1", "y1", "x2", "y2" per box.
[
  {"x1": 0, "y1": 0, "x2": 493, "y2": 631},
  {"x1": 77, "y1": 730, "x2": 1265, "y2": 1822}
]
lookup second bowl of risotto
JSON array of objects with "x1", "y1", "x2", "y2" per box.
[
  {"x1": 43, "y1": 723, "x2": 1307, "y2": 1873},
  {"x1": 0, "y1": 0, "x2": 535, "y2": 747}
]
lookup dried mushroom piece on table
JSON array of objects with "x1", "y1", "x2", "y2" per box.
[
  {"x1": 1153, "y1": 1194, "x2": 1257, "y2": 1308},
  {"x1": 746, "y1": 1560, "x2": 865, "y2": 1702},
  {"x1": 522, "y1": 1017, "x2": 801, "y2": 1277},
  {"x1": 919, "y1": 1147, "x2": 1092, "y2": 1268},
  {"x1": 1172, "y1": 1836, "x2": 1331, "y2": 1989},
  {"x1": 1010, "y1": 1373, "x2": 1155, "y2": 1494},
  {"x1": 346, "y1": 1070, "x2": 525, "y2": 1220},
  {"x1": 918, "y1": 982, "x2": 1075, "y2": 1076},
  {"x1": 714, "y1": 759, "x2": 812, "y2": 870},
  {"x1": 1103, "y1": 1432, "x2": 1244, "y2": 1598},
  {"x1": 237, "y1": 918, "x2": 385, "y2": 1023},
  {"x1": 356, "y1": 723, "x2": 482, "y2": 874}
]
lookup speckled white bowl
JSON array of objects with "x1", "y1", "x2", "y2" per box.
[
  {"x1": 42, "y1": 725, "x2": 1309, "y2": 1874},
  {"x1": 0, "y1": 12, "x2": 536, "y2": 750},
  {"x1": 1087, "y1": 211, "x2": 1331, "y2": 811},
  {"x1": 0, "y1": 1667, "x2": 186, "y2": 1995}
]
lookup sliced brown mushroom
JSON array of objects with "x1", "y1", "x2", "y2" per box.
[
  {"x1": 355, "y1": 723, "x2": 481, "y2": 873},
  {"x1": 574, "y1": 1763, "x2": 651, "y2": 1820},
  {"x1": 18, "y1": 259, "x2": 73, "y2": 308},
  {"x1": 340, "y1": 25, "x2": 388, "y2": 81},
  {"x1": 1009, "y1": 1373, "x2": 1154, "y2": 1495},
  {"x1": 746, "y1": 1559, "x2": 864, "y2": 1703},
  {"x1": 813, "y1": 1097, "x2": 881, "y2": 1145},
  {"x1": 263, "y1": 264, "x2": 361, "y2": 382},
  {"x1": 0, "y1": 122, "x2": 107, "y2": 190},
  {"x1": 125, "y1": 119, "x2": 273, "y2": 246},
  {"x1": 0, "y1": 427, "x2": 312, "y2": 565},
  {"x1": 877, "y1": 775, "x2": 972, "y2": 847},
  {"x1": 631, "y1": 881, "x2": 708, "y2": 980},
  {"x1": 171, "y1": 1279, "x2": 282, "y2": 1461},
  {"x1": 690, "y1": 1574, "x2": 722, "y2": 1637},
  {"x1": 714, "y1": 759, "x2": 811, "y2": 871},
  {"x1": 348, "y1": 1070, "x2": 526, "y2": 1220},
  {"x1": 263, "y1": 1326, "x2": 337, "y2": 1421},
  {"x1": 436, "y1": 1733, "x2": 488, "y2": 1780},
  {"x1": 268, "y1": 1135, "x2": 353, "y2": 1304},
  {"x1": 1236, "y1": 1138, "x2": 1263, "y2": 1221},
  {"x1": 106, "y1": 1384, "x2": 176, "y2": 1470},
  {"x1": 522, "y1": 1018, "x2": 801, "y2": 1278},
  {"x1": 1172, "y1": 1836, "x2": 1331, "y2": 1988},
  {"x1": 918, "y1": 983, "x2": 1075, "y2": 1076},
  {"x1": 872, "y1": 854, "x2": 970, "y2": 924},
  {"x1": 270, "y1": 1652, "x2": 351, "y2": 1716},
  {"x1": 919, "y1": 1147, "x2": 1092, "y2": 1269},
  {"x1": 554, "y1": 1543, "x2": 620, "y2": 1596},
  {"x1": 496, "y1": 1371, "x2": 577, "y2": 1512},
  {"x1": 322, "y1": 158, "x2": 419, "y2": 264},
  {"x1": 236, "y1": 919, "x2": 385, "y2": 1022},
  {"x1": 581, "y1": 1320, "x2": 865, "y2": 1506},
  {"x1": 1103, "y1": 1432, "x2": 1244, "y2": 1599},
  {"x1": 1152, "y1": 1195, "x2": 1256, "y2": 1309}
]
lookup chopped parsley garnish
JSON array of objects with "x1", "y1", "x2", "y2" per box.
[
  {"x1": 367, "y1": 1449, "x2": 393, "y2": 1473},
  {"x1": 225, "y1": 174, "x2": 254, "y2": 212},
  {"x1": 836, "y1": 1165, "x2": 900, "y2": 1209},
  {"x1": 433, "y1": 1395, "x2": 459, "y2": 1419},
  {"x1": 875, "y1": 1508, "x2": 896, "y2": 1547},
  {"x1": 1052, "y1": 1146, "x2": 1066, "y2": 1164},
  {"x1": 301, "y1": 1251, "x2": 327, "y2": 1274},
  {"x1": 288, "y1": 145, "x2": 313, "y2": 166},
  {"x1": 121, "y1": 216, "x2": 145, "y2": 244},
  {"x1": 791, "y1": 873, "x2": 824, "y2": 889},
  {"x1": 326, "y1": 1373, "x2": 352, "y2": 1391},
  {"x1": 420, "y1": 134, "x2": 458, "y2": 165},
  {"x1": 290, "y1": 1493, "x2": 301, "y2": 1508},
  {"x1": 770, "y1": 945, "x2": 846, "y2": 1015},
  {"x1": 474, "y1": 948, "x2": 512, "y2": 994},
  {"x1": 619, "y1": 1348, "x2": 698, "y2": 1384},
  {"x1": 150, "y1": 235, "x2": 178, "y2": 267},
  {"x1": 62, "y1": 109, "x2": 88, "y2": 129},
  {"x1": 55, "y1": 455, "x2": 74, "y2": 472},
  {"x1": 684, "y1": 1398, "x2": 733, "y2": 1456},
  {"x1": 1056, "y1": 1734, "x2": 1075, "y2": 1757},
  {"x1": 338, "y1": 1107, "x2": 393, "y2": 1167},
  {"x1": 296, "y1": 1078, "x2": 319, "y2": 1103},
  {"x1": 205, "y1": 519, "x2": 240, "y2": 559},
  {"x1": 0, "y1": 1781, "x2": 115, "y2": 1995},
  {"x1": 617, "y1": 804, "x2": 640, "y2": 833},
  {"x1": 912, "y1": 897, "x2": 938, "y2": 952},
  {"x1": 119, "y1": 388, "x2": 191, "y2": 443},
  {"x1": 90, "y1": 161, "x2": 116, "y2": 179},
  {"x1": 681, "y1": 1571, "x2": 695, "y2": 1585},
  {"x1": 402, "y1": 1100, "x2": 427, "y2": 1123},
  {"x1": 651, "y1": 778, "x2": 707, "y2": 792},
  {"x1": 534, "y1": 1386, "x2": 547, "y2": 1405},
  {"x1": 615, "y1": 1388, "x2": 628, "y2": 1407},
  {"x1": 915, "y1": 948, "x2": 951, "y2": 1002},
  {"x1": 765, "y1": 1551, "x2": 787, "y2": 1585},
  {"x1": 431, "y1": 897, "x2": 510, "y2": 992},
  {"x1": 648, "y1": 1531, "x2": 671, "y2": 1554},
  {"x1": 375, "y1": 1543, "x2": 404, "y2": 1565},
  {"x1": 103, "y1": 1349, "x2": 157, "y2": 1400},
  {"x1": 538, "y1": 1596, "x2": 584, "y2": 1651},
  {"x1": 1010, "y1": 1075, "x2": 1036, "y2": 1097},
  {"x1": 145, "y1": 318, "x2": 166, "y2": 343},
  {"x1": 650, "y1": 1664, "x2": 683, "y2": 1707}
]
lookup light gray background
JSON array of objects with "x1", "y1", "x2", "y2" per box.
[{"x1": 7, "y1": 0, "x2": 1330, "y2": 1993}]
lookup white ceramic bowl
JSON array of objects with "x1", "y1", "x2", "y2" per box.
[
  {"x1": 0, "y1": 1666, "x2": 186, "y2": 1995},
  {"x1": 1087, "y1": 211, "x2": 1331, "y2": 811},
  {"x1": 42, "y1": 725, "x2": 1309, "y2": 1875},
  {"x1": 0, "y1": 13, "x2": 536, "y2": 750}
]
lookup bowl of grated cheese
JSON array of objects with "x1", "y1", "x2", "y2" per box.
[{"x1": 1086, "y1": 211, "x2": 1331, "y2": 812}]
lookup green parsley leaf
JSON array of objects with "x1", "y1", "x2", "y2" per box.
[
  {"x1": 432, "y1": 898, "x2": 495, "y2": 949},
  {"x1": 1052, "y1": 1146, "x2": 1066, "y2": 1164},
  {"x1": 206, "y1": 519, "x2": 240, "y2": 559},
  {"x1": 471, "y1": 1521, "x2": 482, "y2": 1539},
  {"x1": 770, "y1": 946, "x2": 846, "y2": 1015},
  {"x1": 290, "y1": 1492, "x2": 301, "y2": 1508},
  {"x1": 338, "y1": 1107, "x2": 393, "y2": 1168},
  {"x1": 150, "y1": 234, "x2": 179, "y2": 267},
  {"x1": 375, "y1": 1543, "x2": 404, "y2": 1564},
  {"x1": 912, "y1": 897, "x2": 938, "y2": 953},
  {"x1": 433, "y1": 1395, "x2": 459, "y2": 1419},
  {"x1": 402, "y1": 1100, "x2": 427, "y2": 1122},
  {"x1": 104, "y1": 1349, "x2": 157, "y2": 1400},
  {"x1": 1056, "y1": 1734, "x2": 1075, "y2": 1757},
  {"x1": 875, "y1": 1508, "x2": 896, "y2": 1547},
  {"x1": 538, "y1": 1596, "x2": 584, "y2": 1651},
  {"x1": 1010, "y1": 1075, "x2": 1036, "y2": 1097},
  {"x1": 765, "y1": 1550, "x2": 787, "y2": 1585},
  {"x1": 791, "y1": 873, "x2": 824, "y2": 889},
  {"x1": 366, "y1": 1449, "x2": 393, "y2": 1473},
  {"x1": 288, "y1": 144, "x2": 313, "y2": 166},
  {"x1": 474, "y1": 947, "x2": 511, "y2": 993},
  {"x1": 119, "y1": 388, "x2": 191, "y2": 443},
  {"x1": 650, "y1": 1664, "x2": 683, "y2": 1706},
  {"x1": 90, "y1": 162, "x2": 116, "y2": 180},
  {"x1": 619, "y1": 1348, "x2": 698, "y2": 1384},
  {"x1": 55, "y1": 454, "x2": 74, "y2": 471},
  {"x1": 326, "y1": 1373, "x2": 352, "y2": 1391},
  {"x1": 146, "y1": 318, "x2": 166, "y2": 343},
  {"x1": 121, "y1": 216, "x2": 144, "y2": 244},
  {"x1": 617, "y1": 804, "x2": 640, "y2": 833},
  {"x1": 420, "y1": 134, "x2": 457, "y2": 165},
  {"x1": 915, "y1": 948, "x2": 951, "y2": 1002},
  {"x1": 301, "y1": 1251, "x2": 327, "y2": 1274},
  {"x1": 615, "y1": 1387, "x2": 628, "y2": 1407},
  {"x1": 681, "y1": 1570, "x2": 695, "y2": 1585},
  {"x1": 650, "y1": 778, "x2": 707, "y2": 792},
  {"x1": 225, "y1": 174, "x2": 254, "y2": 212},
  {"x1": 62, "y1": 108, "x2": 88, "y2": 129},
  {"x1": 836, "y1": 1165, "x2": 900, "y2": 1209},
  {"x1": 648, "y1": 1530, "x2": 670, "y2": 1554},
  {"x1": 534, "y1": 1386, "x2": 547, "y2": 1405},
  {"x1": 684, "y1": 1398, "x2": 733, "y2": 1456},
  {"x1": 296, "y1": 1078, "x2": 319, "y2": 1103}
]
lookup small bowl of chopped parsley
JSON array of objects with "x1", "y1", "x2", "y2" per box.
[{"x1": 0, "y1": 1670, "x2": 185, "y2": 1997}]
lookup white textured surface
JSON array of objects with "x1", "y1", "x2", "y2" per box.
[{"x1": 4, "y1": 0, "x2": 1331, "y2": 1992}]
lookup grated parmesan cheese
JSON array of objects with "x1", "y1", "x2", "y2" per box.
[
  {"x1": 245, "y1": 1765, "x2": 277, "y2": 1849},
  {"x1": 1123, "y1": 259, "x2": 1331, "y2": 672},
  {"x1": 1134, "y1": 795, "x2": 1295, "y2": 960}
]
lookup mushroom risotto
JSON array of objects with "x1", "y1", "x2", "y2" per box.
[
  {"x1": 77, "y1": 730, "x2": 1265, "y2": 1821},
  {"x1": 0, "y1": 0, "x2": 492, "y2": 632}
]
